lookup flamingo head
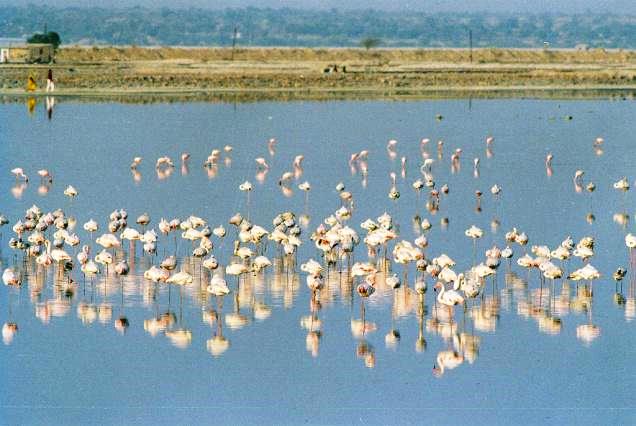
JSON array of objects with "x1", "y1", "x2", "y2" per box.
[{"x1": 432, "y1": 364, "x2": 443, "y2": 378}]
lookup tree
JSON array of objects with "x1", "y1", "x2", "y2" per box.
[
  {"x1": 360, "y1": 37, "x2": 381, "y2": 50},
  {"x1": 27, "y1": 31, "x2": 61, "y2": 49}
]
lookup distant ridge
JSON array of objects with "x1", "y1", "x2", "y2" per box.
[{"x1": 2, "y1": 6, "x2": 636, "y2": 48}]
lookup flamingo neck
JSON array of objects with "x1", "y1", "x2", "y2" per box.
[
  {"x1": 435, "y1": 355, "x2": 445, "y2": 376},
  {"x1": 437, "y1": 283, "x2": 446, "y2": 300},
  {"x1": 453, "y1": 277, "x2": 461, "y2": 291}
]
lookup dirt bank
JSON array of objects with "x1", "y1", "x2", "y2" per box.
[{"x1": 2, "y1": 47, "x2": 636, "y2": 97}]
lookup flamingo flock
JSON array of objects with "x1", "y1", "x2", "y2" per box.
[{"x1": 2, "y1": 130, "x2": 634, "y2": 379}]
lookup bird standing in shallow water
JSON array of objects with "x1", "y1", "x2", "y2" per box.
[
  {"x1": 64, "y1": 185, "x2": 78, "y2": 200},
  {"x1": 37, "y1": 169, "x2": 53, "y2": 184},
  {"x1": 545, "y1": 153, "x2": 553, "y2": 177},
  {"x1": 434, "y1": 281, "x2": 464, "y2": 320},
  {"x1": 115, "y1": 260, "x2": 130, "y2": 276},
  {"x1": 11, "y1": 168, "x2": 28, "y2": 182}
]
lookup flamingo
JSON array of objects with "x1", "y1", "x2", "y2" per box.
[
  {"x1": 161, "y1": 255, "x2": 178, "y2": 271},
  {"x1": 130, "y1": 157, "x2": 142, "y2": 169},
  {"x1": 387, "y1": 139, "x2": 397, "y2": 160},
  {"x1": 465, "y1": 225, "x2": 483, "y2": 263},
  {"x1": 2, "y1": 268, "x2": 21, "y2": 286},
  {"x1": 50, "y1": 244, "x2": 72, "y2": 264},
  {"x1": 267, "y1": 138, "x2": 276, "y2": 156},
  {"x1": 239, "y1": 181, "x2": 253, "y2": 212},
  {"x1": 77, "y1": 245, "x2": 90, "y2": 266},
  {"x1": 226, "y1": 262, "x2": 248, "y2": 287},
  {"x1": 545, "y1": 153, "x2": 553, "y2": 168},
  {"x1": 37, "y1": 169, "x2": 53, "y2": 183},
  {"x1": 144, "y1": 265, "x2": 169, "y2": 283},
  {"x1": 613, "y1": 177, "x2": 629, "y2": 192},
  {"x1": 11, "y1": 168, "x2": 28, "y2": 182},
  {"x1": 255, "y1": 157, "x2": 269, "y2": 169},
  {"x1": 95, "y1": 249, "x2": 113, "y2": 273},
  {"x1": 114, "y1": 260, "x2": 130, "y2": 276},
  {"x1": 36, "y1": 241, "x2": 53, "y2": 267},
  {"x1": 2, "y1": 323, "x2": 18, "y2": 345},
  {"x1": 306, "y1": 274, "x2": 325, "y2": 295},
  {"x1": 83, "y1": 219, "x2": 99, "y2": 236},
  {"x1": 208, "y1": 273, "x2": 230, "y2": 296},
  {"x1": 202, "y1": 255, "x2": 219, "y2": 271},
  {"x1": 613, "y1": 267, "x2": 627, "y2": 303},
  {"x1": 81, "y1": 259, "x2": 99, "y2": 275},
  {"x1": 167, "y1": 270, "x2": 193, "y2": 286},
  {"x1": 64, "y1": 185, "x2": 78, "y2": 199},
  {"x1": 96, "y1": 233, "x2": 120, "y2": 250},
  {"x1": 252, "y1": 256, "x2": 272, "y2": 273},
  {"x1": 432, "y1": 350, "x2": 464, "y2": 377},
  {"x1": 293, "y1": 155, "x2": 304, "y2": 178},
  {"x1": 434, "y1": 281, "x2": 465, "y2": 319},
  {"x1": 136, "y1": 213, "x2": 151, "y2": 230}
]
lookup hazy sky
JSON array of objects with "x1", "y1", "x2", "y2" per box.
[{"x1": 2, "y1": 0, "x2": 634, "y2": 13}]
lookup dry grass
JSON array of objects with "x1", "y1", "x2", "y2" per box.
[{"x1": 56, "y1": 46, "x2": 636, "y2": 64}]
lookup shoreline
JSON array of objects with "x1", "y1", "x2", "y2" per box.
[
  {"x1": 2, "y1": 47, "x2": 636, "y2": 102},
  {"x1": 2, "y1": 86, "x2": 636, "y2": 103}
]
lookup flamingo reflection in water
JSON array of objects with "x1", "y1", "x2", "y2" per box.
[{"x1": 2, "y1": 127, "x2": 632, "y2": 378}]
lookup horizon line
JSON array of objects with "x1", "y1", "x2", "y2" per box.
[{"x1": 0, "y1": 4, "x2": 634, "y2": 15}]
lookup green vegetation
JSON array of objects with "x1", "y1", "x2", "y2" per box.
[
  {"x1": 2, "y1": 6, "x2": 636, "y2": 48},
  {"x1": 27, "y1": 31, "x2": 61, "y2": 49}
]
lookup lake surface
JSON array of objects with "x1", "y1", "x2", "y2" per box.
[{"x1": 2, "y1": 96, "x2": 636, "y2": 424}]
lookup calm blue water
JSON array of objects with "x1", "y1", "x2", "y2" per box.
[{"x1": 1, "y1": 97, "x2": 636, "y2": 425}]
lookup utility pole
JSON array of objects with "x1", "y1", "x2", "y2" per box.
[
  {"x1": 469, "y1": 29, "x2": 473, "y2": 63},
  {"x1": 231, "y1": 26, "x2": 238, "y2": 61}
]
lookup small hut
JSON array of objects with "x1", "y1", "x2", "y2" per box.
[
  {"x1": 0, "y1": 43, "x2": 54, "y2": 63},
  {"x1": 26, "y1": 43, "x2": 54, "y2": 63}
]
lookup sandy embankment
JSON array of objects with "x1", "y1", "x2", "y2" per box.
[{"x1": 2, "y1": 47, "x2": 636, "y2": 99}]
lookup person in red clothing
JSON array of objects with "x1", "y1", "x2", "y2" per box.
[{"x1": 46, "y1": 68, "x2": 55, "y2": 92}]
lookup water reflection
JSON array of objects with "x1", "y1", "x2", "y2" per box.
[
  {"x1": 4, "y1": 97, "x2": 636, "y2": 397},
  {"x1": 46, "y1": 96, "x2": 55, "y2": 120},
  {"x1": 2, "y1": 233, "x2": 620, "y2": 377}
]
